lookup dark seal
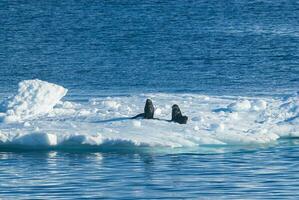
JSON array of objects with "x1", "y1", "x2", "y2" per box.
[
  {"x1": 171, "y1": 104, "x2": 188, "y2": 124},
  {"x1": 132, "y1": 99, "x2": 155, "y2": 119}
]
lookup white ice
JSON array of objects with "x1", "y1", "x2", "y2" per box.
[
  {"x1": 0, "y1": 79, "x2": 67, "y2": 123},
  {"x1": 0, "y1": 79, "x2": 298, "y2": 151}
]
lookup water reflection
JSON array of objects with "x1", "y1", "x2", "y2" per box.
[{"x1": 1, "y1": 140, "x2": 299, "y2": 199}]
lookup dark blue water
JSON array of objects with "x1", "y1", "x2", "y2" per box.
[
  {"x1": 1, "y1": 0, "x2": 299, "y2": 97},
  {"x1": 1, "y1": 0, "x2": 299, "y2": 199}
]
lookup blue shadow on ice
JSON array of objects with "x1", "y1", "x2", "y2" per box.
[
  {"x1": 91, "y1": 117, "x2": 170, "y2": 123},
  {"x1": 91, "y1": 117, "x2": 132, "y2": 123}
]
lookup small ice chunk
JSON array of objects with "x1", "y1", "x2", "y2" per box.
[
  {"x1": 229, "y1": 112, "x2": 239, "y2": 120},
  {"x1": 203, "y1": 96, "x2": 210, "y2": 101},
  {"x1": 194, "y1": 125, "x2": 199, "y2": 131},
  {"x1": 228, "y1": 99, "x2": 251, "y2": 112},
  {"x1": 210, "y1": 123, "x2": 225, "y2": 132},
  {"x1": 251, "y1": 100, "x2": 267, "y2": 111},
  {"x1": 155, "y1": 108, "x2": 162, "y2": 116},
  {"x1": 23, "y1": 122, "x2": 31, "y2": 127},
  {"x1": 132, "y1": 120, "x2": 142, "y2": 128},
  {"x1": 15, "y1": 132, "x2": 57, "y2": 146},
  {"x1": 78, "y1": 109, "x2": 91, "y2": 116},
  {"x1": 0, "y1": 132, "x2": 8, "y2": 143},
  {"x1": 66, "y1": 135, "x2": 103, "y2": 145},
  {"x1": 61, "y1": 101, "x2": 76, "y2": 109},
  {"x1": 89, "y1": 98, "x2": 99, "y2": 106},
  {"x1": 102, "y1": 100, "x2": 121, "y2": 110}
]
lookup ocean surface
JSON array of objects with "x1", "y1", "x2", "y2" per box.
[{"x1": 1, "y1": 0, "x2": 299, "y2": 199}]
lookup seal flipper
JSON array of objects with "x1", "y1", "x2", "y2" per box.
[
  {"x1": 131, "y1": 113, "x2": 145, "y2": 119},
  {"x1": 171, "y1": 104, "x2": 188, "y2": 124}
]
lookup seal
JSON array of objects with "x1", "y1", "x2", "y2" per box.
[
  {"x1": 132, "y1": 99, "x2": 155, "y2": 119},
  {"x1": 132, "y1": 99, "x2": 188, "y2": 124},
  {"x1": 171, "y1": 104, "x2": 188, "y2": 124}
]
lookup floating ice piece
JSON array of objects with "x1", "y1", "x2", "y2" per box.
[
  {"x1": 0, "y1": 131, "x2": 8, "y2": 144},
  {"x1": 14, "y1": 132, "x2": 57, "y2": 146},
  {"x1": 229, "y1": 112, "x2": 239, "y2": 120},
  {"x1": 132, "y1": 120, "x2": 142, "y2": 128},
  {"x1": 0, "y1": 79, "x2": 67, "y2": 123},
  {"x1": 228, "y1": 99, "x2": 251, "y2": 112},
  {"x1": 0, "y1": 85, "x2": 298, "y2": 152},
  {"x1": 155, "y1": 108, "x2": 162, "y2": 116},
  {"x1": 210, "y1": 123, "x2": 225, "y2": 132},
  {"x1": 102, "y1": 100, "x2": 121, "y2": 110},
  {"x1": 62, "y1": 134, "x2": 103, "y2": 146},
  {"x1": 251, "y1": 100, "x2": 267, "y2": 111}
]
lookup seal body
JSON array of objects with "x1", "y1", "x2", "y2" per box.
[
  {"x1": 132, "y1": 100, "x2": 187, "y2": 124},
  {"x1": 144, "y1": 99, "x2": 154, "y2": 119},
  {"x1": 171, "y1": 104, "x2": 188, "y2": 124},
  {"x1": 132, "y1": 99, "x2": 154, "y2": 119}
]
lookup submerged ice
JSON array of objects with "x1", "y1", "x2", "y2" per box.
[{"x1": 0, "y1": 79, "x2": 298, "y2": 150}]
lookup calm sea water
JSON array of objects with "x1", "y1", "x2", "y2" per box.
[
  {"x1": 1, "y1": 0, "x2": 299, "y2": 199},
  {"x1": 1, "y1": 140, "x2": 299, "y2": 199}
]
